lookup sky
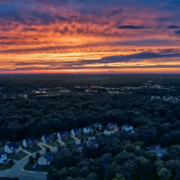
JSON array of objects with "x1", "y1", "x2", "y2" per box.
[{"x1": 0, "y1": 0, "x2": 180, "y2": 74}]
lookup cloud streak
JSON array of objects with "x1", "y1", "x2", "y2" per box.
[{"x1": 0, "y1": 0, "x2": 180, "y2": 73}]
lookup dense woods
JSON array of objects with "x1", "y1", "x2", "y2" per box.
[{"x1": 1, "y1": 74, "x2": 180, "y2": 179}]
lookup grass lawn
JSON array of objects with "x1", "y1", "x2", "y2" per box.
[
  {"x1": 36, "y1": 165, "x2": 50, "y2": 172},
  {"x1": 8, "y1": 152, "x2": 27, "y2": 160},
  {"x1": 23, "y1": 162, "x2": 34, "y2": 171},
  {"x1": 0, "y1": 162, "x2": 14, "y2": 170},
  {"x1": 63, "y1": 136, "x2": 75, "y2": 143},
  {"x1": 47, "y1": 141, "x2": 59, "y2": 147},
  {"x1": 23, "y1": 162, "x2": 50, "y2": 172},
  {"x1": 24, "y1": 146, "x2": 42, "y2": 153}
]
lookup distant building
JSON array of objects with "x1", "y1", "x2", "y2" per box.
[
  {"x1": 60, "y1": 89, "x2": 70, "y2": 93},
  {"x1": 90, "y1": 86, "x2": 100, "y2": 89},
  {"x1": 34, "y1": 91, "x2": 46, "y2": 94},
  {"x1": 41, "y1": 134, "x2": 54, "y2": 144},
  {"x1": 107, "y1": 123, "x2": 118, "y2": 130},
  {"x1": 85, "y1": 90, "x2": 97, "y2": 93},
  {"x1": 4, "y1": 142, "x2": 22, "y2": 154},
  {"x1": 93, "y1": 123, "x2": 102, "y2": 130},
  {"x1": 39, "y1": 88, "x2": 49, "y2": 91},
  {"x1": 38, "y1": 153, "x2": 53, "y2": 166},
  {"x1": 75, "y1": 86, "x2": 88, "y2": 89},
  {"x1": 83, "y1": 126, "x2": 94, "y2": 134},
  {"x1": 122, "y1": 124, "x2": 134, "y2": 132},
  {"x1": 71, "y1": 128, "x2": 83, "y2": 137},
  {"x1": 23, "y1": 137, "x2": 37, "y2": 148},
  {"x1": 108, "y1": 91, "x2": 119, "y2": 94},
  {"x1": 57, "y1": 131, "x2": 69, "y2": 140},
  {"x1": 0, "y1": 152, "x2": 7, "y2": 164}
]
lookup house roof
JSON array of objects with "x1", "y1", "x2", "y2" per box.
[
  {"x1": 7, "y1": 142, "x2": 20, "y2": 149},
  {"x1": 123, "y1": 124, "x2": 133, "y2": 128},
  {"x1": 89, "y1": 139, "x2": 97, "y2": 144},
  {"x1": 44, "y1": 134, "x2": 54, "y2": 139},
  {"x1": 93, "y1": 123, "x2": 102, "y2": 127},
  {"x1": 24, "y1": 137, "x2": 36, "y2": 142},
  {"x1": 73, "y1": 128, "x2": 82, "y2": 133},
  {"x1": 76, "y1": 144, "x2": 83, "y2": 149},
  {"x1": 43, "y1": 152, "x2": 53, "y2": 162},
  {"x1": 108, "y1": 122, "x2": 117, "y2": 126},
  {"x1": 58, "y1": 131, "x2": 69, "y2": 136},
  {"x1": 84, "y1": 126, "x2": 93, "y2": 130}
]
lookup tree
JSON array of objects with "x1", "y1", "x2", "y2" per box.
[
  {"x1": 158, "y1": 168, "x2": 171, "y2": 180},
  {"x1": 86, "y1": 173, "x2": 97, "y2": 180},
  {"x1": 36, "y1": 152, "x2": 41, "y2": 159},
  {"x1": 29, "y1": 156, "x2": 34, "y2": 164},
  {"x1": 46, "y1": 147, "x2": 51, "y2": 153},
  {"x1": 112, "y1": 174, "x2": 125, "y2": 180}
]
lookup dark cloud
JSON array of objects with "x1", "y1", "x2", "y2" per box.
[
  {"x1": 117, "y1": 25, "x2": 149, "y2": 29},
  {"x1": 107, "y1": 9, "x2": 123, "y2": 17},
  {"x1": 175, "y1": 30, "x2": 180, "y2": 35},
  {"x1": 167, "y1": 25, "x2": 180, "y2": 29}
]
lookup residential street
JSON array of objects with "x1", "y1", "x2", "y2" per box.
[{"x1": 0, "y1": 155, "x2": 47, "y2": 180}]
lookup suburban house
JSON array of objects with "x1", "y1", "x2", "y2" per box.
[
  {"x1": 93, "y1": 123, "x2": 102, "y2": 130},
  {"x1": 4, "y1": 142, "x2": 22, "y2": 154},
  {"x1": 122, "y1": 124, "x2": 134, "y2": 132},
  {"x1": 148, "y1": 149, "x2": 167, "y2": 157},
  {"x1": 57, "y1": 131, "x2": 70, "y2": 140},
  {"x1": 38, "y1": 152, "x2": 53, "y2": 166},
  {"x1": 76, "y1": 143, "x2": 83, "y2": 150},
  {"x1": 0, "y1": 151, "x2": 7, "y2": 164},
  {"x1": 83, "y1": 126, "x2": 94, "y2": 134},
  {"x1": 23, "y1": 137, "x2": 37, "y2": 148},
  {"x1": 71, "y1": 128, "x2": 83, "y2": 137},
  {"x1": 87, "y1": 138, "x2": 98, "y2": 148},
  {"x1": 41, "y1": 134, "x2": 54, "y2": 143},
  {"x1": 107, "y1": 123, "x2": 118, "y2": 130}
]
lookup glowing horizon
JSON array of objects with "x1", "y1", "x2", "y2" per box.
[{"x1": 0, "y1": 0, "x2": 180, "y2": 74}]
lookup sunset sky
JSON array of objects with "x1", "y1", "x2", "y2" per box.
[{"x1": 0, "y1": 0, "x2": 180, "y2": 74}]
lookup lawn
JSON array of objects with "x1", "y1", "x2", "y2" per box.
[
  {"x1": 8, "y1": 152, "x2": 27, "y2": 160},
  {"x1": 24, "y1": 146, "x2": 41, "y2": 153},
  {"x1": 47, "y1": 140, "x2": 60, "y2": 147},
  {"x1": 23, "y1": 162, "x2": 34, "y2": 171},
  {"x1": 23, "y1": 163, "x2": 50, "y2": 172},
  {"x1": 0, "y1": 162, "x2": 14, "y2": 170},
  {"x1": 36, "y1": 165, "x2": 50, "y2": 172},
  {"x1": 63, "y1": 137, "x2": 75, "y2": 144}
]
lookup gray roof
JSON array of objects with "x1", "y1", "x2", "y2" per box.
[
  {"x1": 73, "y1": 128, "x2": 83, "y2": 133},
  {"x1": 58, "y1": 131, "x2": 69, "y2": 136},
  {"x1": 43, "y1": 152, "x2": 53, "y2": 162},
  {"x1": 123, "y1": 124, "x2": 133, "y2": 128},
  {"x1": 24, "y1": 137, "x2": 36, "y2": 142},
  {"x1": 7, "y1": 142, "x2": 20, "y2": 149},
  {"x1": 93, "y1": 123, "x2": 102, "y2": 128},
  {"x1": 44, "y1": 134, "x2": 54, "y2": 139}
]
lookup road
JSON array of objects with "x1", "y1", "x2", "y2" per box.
[{"x1": 0, "y1": 154, "x2": 47, "y2": 180}]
